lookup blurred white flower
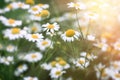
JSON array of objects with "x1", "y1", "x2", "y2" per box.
[
  {"x1": 23, "y1": 76, "x2": 38, "y2": 80},
  {"x1": 24, "y1": 52, "x2": 43, "y2": 62}
]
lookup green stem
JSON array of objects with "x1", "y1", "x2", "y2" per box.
[{"x1": 75, "y1": 10, "x2": 84, "y2": 39}]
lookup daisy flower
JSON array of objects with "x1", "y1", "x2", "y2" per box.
[
  {"x1": 73, "y1": 57, "x2": 89, "y2": 69},
  {"x1": 37, "y1": 3, "x2": 49, "y2": 9},
  {"x1": 0, "y1": 56, "x2": 14, "y2": 65},
  {"x1": 61, "y1": 29, "x2": 80, "y2": 42},
  {"x1": 67, "y1": 2, "x2": 86, "y2": 10},
  {"x1": 17, "y1": 2, "x2": 30, "y2": 9},
  {"x1": 87, "y1": 34, "x2": 96, "y2": 41},
  {"x1": 50, "y1": 68, "x2": 66, "y2": 79},
  {"x1": 3, "y1": 27, "x2": 27, "y2": 40},
  {"x1": 42, "y1": 22, "x2": 60, "y2": 33},
  {"x1": 2, "y1": 18, "x2": 22, "y2": 27},
  {"x1": 14, "y1": 64, "x2": 28, "y2": 76},
  {"x1": 25, "y1": 33, "x2": 43, "y2": 42},
  {"x1": 24, "y1": 52, "x2": 43, "y2": 63},
  {"x1": 23, "y1": 76, "x2": 38, "y2": 80},
  {"x1": 27, "y1": 23, "x2": 42, "y2": 33},
  {"x1": 6, "y1": 44, "x2": 17, "y2": 52},
  {"x1": 36, "y1": 39, "x2": 52, "y2": 51},
  {"x1": 28, "y1": 5, "x2": 42, "y2": 14},
  {"x1": 56, "y1": 59, "x2": 70, "y2": 69}
]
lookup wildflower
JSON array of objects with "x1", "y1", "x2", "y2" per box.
[
  {"x1": 23, "y1": 76, "x2": 38, "y2": 80},
  {"x1": 17, "y1": 2, "x2": 30, "y2": 9},
  {"x1": 37, "y1": 3, "x2": 49, "y2": 9},
  {"x1": 24, "y1": 52, "x2": 43, "y2": 62},
  {"x1": 50, "y1": 68, "x2": 66, "y2": 79},
  {"x1": 40, "y1": 10, "x2": 50, "y2": 18},
  {"x1": 27, "y1": 23, "x2": 41, "y2": 33},
  {"x1": 0, "y1": 56, "x2": 14, "y2": 65},
  {"x1": 2, "y1": 18, "x2": 22, "y2": 27},
  {"x1": 56, "y1": 59, "x2": 70, "y2": 69},
  {"x1": 3, "y1": 27, "x2": 26, "y2": 40},
  {"x1": 61, "y1": 29, "x2": 80, "y2": 42},
  {"x1": 25, "y1": 33, "x2": 43, "y2": 42},
  {"x1": 14, "y1": 64, "x2": 28, "y2": 76},
  {"x1": 87, "y1": 34, "x2": 95, "y2": 41},
  {"x1": 42, "y1": 22, "x2": 60, "y2": 33},
  {"x1": 6, "y1": 44, "x2": 17, "y2": 52},
  {"x1": 36, "y1": 39, "x2": 52, "y2": 51},
  {"x1": 73, "y1": 57, "x2": 89, "y2": 69},
  {"x1": 28, "y1": 5, "x2": 42, "y2": 14},
  {"x1": 67, "y1": 2, "x2": 86, "y2": 10}
]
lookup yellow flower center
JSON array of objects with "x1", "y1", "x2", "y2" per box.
[
  {"x1": 59, "y1": 60, "x2": 67, "y2": 66},
  {"x1": 47, "y1": 24, "x2": 54, "y2": 29},
  {"x1": 115, "y1": 73, "x2": 120, "y2": 78},
  {"x1": 18, "y1": 3, "x2": 23, "y2": 7},
  {"x1": 32, "y1": 34, "x2": 38, "y2": 39},
  {"x1": 65, "y1": 29, "x2": 75, "y2": 37},
  {"x1": 31, "y1": 54, "x2": 37, "y2": 59},
  {"x1": 40, "y1": 10, "x2": 50, "y2": 17},
  {"x1": 32, "y1": 7, "x2": 38, "y2": 11},
  {"x1": 18, "y1": 65, "x2": 23, "y2": 69},
  {"x1": 50, "y1": 61, "x2": 57, "y2": 67},
  {"x1": 7, "y1": 45, "x2": 13, "y2": 49},
  {"x1": 74, "y1": 3, "x2": 80, "y2": 7},
  {"x1": 31, "y1": 26, "x2": 38, "y2": 32},
  {"x1": 8, "y1": 19, "x2": 15, "y2": 24},
  {"x1": 55, "y1": 71, "x2": 61, "y2": 75},
  {"x1": 78, "y1": 60, "x2": 85, "y2": 64},
  {"x1": 11, "y1": 28, "x2": 20, "y2": 34},
  {"x1": 42, "y1": 41, "x2": 48, "y2": 46},
  {"x1": 29, "y1": 78, "x2": 34, "y2": 80},
  {"x1": 7, "y1": 4, "x2": 12, "y2": 9},
  {"x1": 101, "y1": 71, "x2": 107, "y2": 77},
  {"x1": 26, "y1": 0, "x2": 34, "y2": 4}
]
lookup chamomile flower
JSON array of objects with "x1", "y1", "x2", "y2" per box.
[
  {"x1": 14, "y1": 64, "x2": 28, "y2": 76},
  {"x1": 2, "y1": 18, "x2": 22, "y2": 27},
  {"x1": 42, "y1": 22, "x2": 60, "y2": 33},
  {"x1": 24, "y1": 52, "x2": 43, "y2": 63},
  {"x1": 67, "y1": 2, "x2": 86, "y2": 10},
  {"x1": 6, "y1": 44, "x2": 17, "y2": 52},
  {"x1": 0, "y1": 56, "x2": 14, "y2": 65},
  {"x1": 36, "y1": 39, "x2": 52, "y2": 51},
  {"x1": 87, "y1": 34, "x2": 96, "y2": 41},
  {"x1": 61, "y1": 29, "x2": 80, "y2": 42},
  {"x1": 25, "y1": 33, "x2": 43, "y2": 42},
  {"x1": 3, "y1": 27, "x2": 27, "y2": 40},
  {"x1": 28, "y1": 5, "x2": 42, "y2": 14},
  {"x1": 17, "y1": 64, "x2": 28, "y2": 73},
  {"x1": 23, "y1": 76, "x2": 38, "y2": 80},
  {"x1": 73, "y1": 57, "x2": 89, "y2": 69},
  {"x1": 50, "y1": 68, "x2": 66, "y2": 79},
  {"x1": 27, "y1": 23, "x2": 41, "y2": 33},
  {"x1": 37, "y1": 3, "x2": 49, "y2": 9},
  {"x1": 16, "y1": 2, "x2": 30, "y2": 9},
  {"x1": 56, "y1": 59, "x2": 70, "y2": 69}
]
